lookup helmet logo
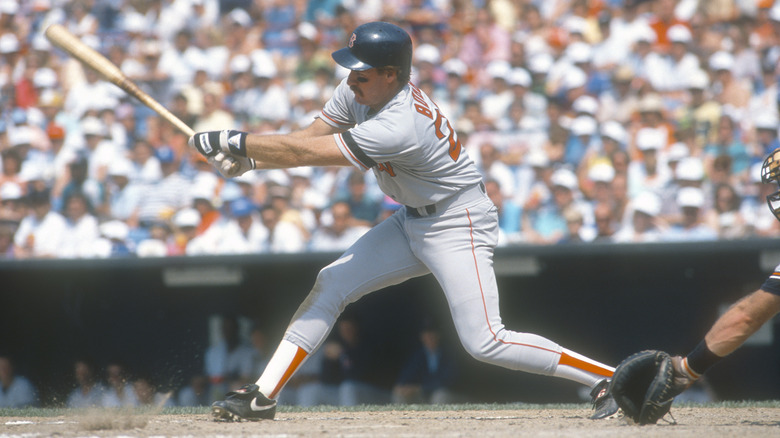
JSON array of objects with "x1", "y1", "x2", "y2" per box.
[{"x1": 348, "y1": 33, "x2": 356, "y2": 48}]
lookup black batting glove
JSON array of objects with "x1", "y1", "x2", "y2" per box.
[{"x1": 189, "y1": 129, "x2": 249, "y2": 159}]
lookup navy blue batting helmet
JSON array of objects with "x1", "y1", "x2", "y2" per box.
[{"x1": 332, "y1": 22, "x2": 413, "y2": 74}]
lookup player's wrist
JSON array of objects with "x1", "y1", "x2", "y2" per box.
[
  {"x1": 685, "y1": 340, "x2": 721, "y2": 377},
  {"x1": 222, "y1": 130, "x2": 248, "y2": 157},
  {"x1": 189, "y1": 130, "x2": 249, "y2": 158}
]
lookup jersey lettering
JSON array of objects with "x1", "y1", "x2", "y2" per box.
[
  {"x1": 410, "y1": 84, "x2": 433, "y2": 120},
  {"x1": 414, "y1": 104, "x2": 433, "y2": 119},
  {"x1": 377, "y1": 162, "x2": 396, "y2": 176},
  {"x1": 434, "y1": 109, "x2": 462, "y2": 161}
]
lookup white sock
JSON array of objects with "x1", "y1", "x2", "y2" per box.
[
  {"x1": 255, "y1": 339, "x2": 308, "y2": 399},
  {"x1": 552, "y1": 347, "x2": 615, "y2": 388}
]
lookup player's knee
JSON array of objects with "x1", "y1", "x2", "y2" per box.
[{"x1": 458, "y1": 330, "x2": 499, "y2": 362}]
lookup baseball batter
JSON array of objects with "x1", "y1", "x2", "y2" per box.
[{"x1": 191, "y1": 22, "x2": 617, "y2": 421}]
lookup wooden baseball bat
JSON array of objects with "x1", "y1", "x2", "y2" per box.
[{"x1": 44, "y1": 24, "x2": 239, "y2": 173}]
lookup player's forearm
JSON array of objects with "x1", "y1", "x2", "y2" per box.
[
  {"x1": 245, "y1": 133, "x2": 347, "y2": 168},
  {"x1": 703, "y1": 289, "x2": 780, "y2": 356}
]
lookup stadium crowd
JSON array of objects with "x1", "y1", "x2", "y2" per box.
[{"x1": 0, "y1": 0, "x2": 779, "y2": 259}]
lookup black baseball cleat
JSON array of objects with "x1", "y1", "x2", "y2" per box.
[
  {"x1": 211, "y1": 384, "x2": 276, "y2": 421},
  {"x1": 589, "y1": 379, "x2": 619, "y2": 420}
]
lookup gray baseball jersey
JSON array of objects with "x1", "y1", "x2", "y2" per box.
[{"x1": 320, "y1": 78, "x2": 483, "y2": 208}]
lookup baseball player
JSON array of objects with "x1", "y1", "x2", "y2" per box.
[
  {"x1": 190, "y1": 22, "x2": 618, "y2": 421},
  {"x1": 670, "y1": 149, "x2": 780, "y2": 396}
]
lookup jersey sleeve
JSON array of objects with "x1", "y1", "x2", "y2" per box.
[
  {"x1": 318, "y1": 78, "x2": 355, "y2": 129},
  {"x1": 761, "y1": 265, "x2": 780, "y2": 296},
  {"x1": 334, "y1": 113, "x2": 415, "y2": 172}
]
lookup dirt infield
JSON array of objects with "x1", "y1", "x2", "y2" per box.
[{"x1": 2, "y1": 407, "x2": 779, "y2": 437}]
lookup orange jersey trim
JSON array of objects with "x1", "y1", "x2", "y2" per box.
[{"x1": 320, "y1": 111, "x2": 353, "y2": 127}]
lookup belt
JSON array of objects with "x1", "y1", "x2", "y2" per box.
[{"x1": 405, "y1": 182, "x2": 486, "y2": 218}]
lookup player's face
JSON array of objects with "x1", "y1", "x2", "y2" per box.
[{"x1": 347, "y1": 68, "x2": 398, "y2": 110}]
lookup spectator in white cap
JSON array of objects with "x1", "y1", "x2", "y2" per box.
[
  {"x1": 171, "y1": 207, "x2": 202, "y2": 255},
  {"x1": 584, "y1": 162, "x2": 616, "y2": 208},
  {"x1": 559, "y1": 66, "x2": 588, "y2": 106},
  {"x1": 708, "y1": 51, "x2": 751, "y2": 109},
  {"x1": 628, "y1": 127, "x2": 671, "y2": 198},
  {"x1": 665, "y1": 142, "x2": 689, "y2": 178},
  {"x1": 572, "y1": 95, "x2": 599, "y2": 119},
  {"x1": 76, "y1": 116, "x2": 118, "y2": 183},
  {"x1": 752, "y1": 113, "x2": 780, "y2": 156},
  {"x1": 662, "y1": 186, "x2": 717, "y2": 241},
  {"x1": 0, "y1": 181, "x2": 24, "y2": 223},
  {"x1": 747, "y1": 58, "x2": 780, "y2": 133},
  {"x1": 675, "y1": 69, "x2": 721, "y2": 151},
  {"x1": 565, "y1": 115, "x2": 599, "y2": 167},
  {"x1": 480, "y1": 60, "x2": 514, "y2": 125},
  {"x1": 13, "y1": 186, "x2": 67, "y2": 259},
  {"x1": 92, "y1": 220, "x2": 133, "y2": 258},
  {"x1": 225, "y1": 54, "x2": 257, "y2": 123},
  {"x1": 613, "y1": 191, "x2": 664, "y2": 243},
  {"x1": 523, "y1": 167, "x2": 592, "y2": 245},
  {"x1": 636, "y1": 93, "x2": 672, "y2": 144},
  {"x1": 158, "y1": 29, "x2": 199, "y2": 93},
  {"x1": 658, "y1": 156, "x2": 709, "y2": 224},
  {"x1": 508, "y1": 67, "x2": 546, "y2": 123},
  {"x1": 412, "y1": 43, "x2": 442, "y2": 85},
  {"x1": 215, "y1": 197, "x2": 268, "y2": 254},
  {"x1": 431, "y1": 58, "x2": 471, "y2": 124},
  {"x1": 526, "y1": 52, "x2": 553, "y2": 93},
  {"x1": 290, "y1": 80, "x2": 325, "y2": 131},
  {"x1": 105, "y1": 158, "x2": 144, "y2": 223},
  {"x1": 665, "y1": 24, "x2": 701, "y2": 92},
  {"x1": 293, "y1": 21, "x2": 330, "y2": 83},
  {"x1": 579, "y1": 120, "x2": 627, "y2": 186},
  {"x1": 63, "y1": 63, "x2": 116, "y2": 121},
  {"x1": 515, "y1": 147, "x2": 552, "y2": 208},
  {"x1": 244, "y1": 58, "x2": 291, "y2": 131},
  {"x1": 624, "y1": 24, "x2": 660, "y2": 86},
  {"x1": 476, "y1": 142, "x2": 515, "y2": 199}
]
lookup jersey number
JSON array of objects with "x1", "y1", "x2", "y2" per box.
[{"x1": 434, "y1": 110, "x2": 461, "y2": 161}]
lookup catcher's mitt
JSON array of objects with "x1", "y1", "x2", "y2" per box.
[{"x1": 609, "y1": 350, "x2": 676, "y2": 425}]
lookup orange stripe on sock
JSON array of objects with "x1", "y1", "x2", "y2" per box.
[
  {"x1": 269, "y1": 346, "x2": 308, "y2": 399},
  {"x1": 682, "y1": 357, "x2": 701, "y2": 379},
  {"x1": 559, "y1": 351, "x2": 614, "y2": 378}
]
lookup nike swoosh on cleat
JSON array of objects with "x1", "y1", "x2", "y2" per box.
[{"x1": 250, "y1": 398, "x2": 275, "y2": 411}]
